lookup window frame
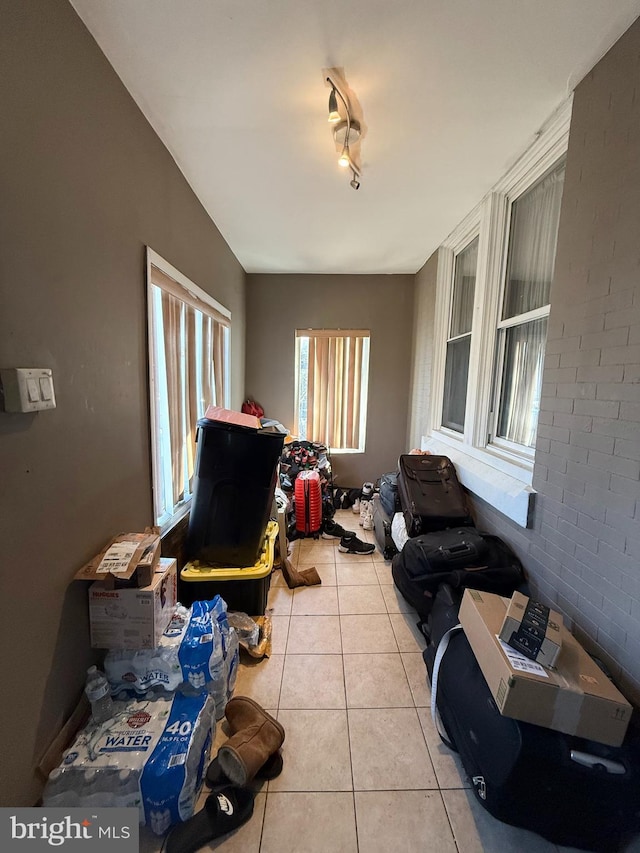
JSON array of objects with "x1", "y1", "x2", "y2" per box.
[
  {"x1": 146, "y1": 247, "x2": 231, "y2": 532},
  {"x1": 427, "y1": 98, "x2": 572, "y2": 526}
]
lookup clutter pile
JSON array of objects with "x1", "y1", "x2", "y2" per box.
[{"x1": 46, "y1": 531, "x2": 240, "y2": 837}]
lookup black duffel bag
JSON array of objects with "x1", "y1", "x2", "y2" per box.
[{"x1": 391, "y1": 527, "x2": 526, "y2": 619}]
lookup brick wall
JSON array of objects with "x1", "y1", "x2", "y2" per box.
[{"x1": 474, "y1": 18, "x2": 640, "y2": 704}]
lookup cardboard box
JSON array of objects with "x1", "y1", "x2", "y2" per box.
[
  {"x1": 74, "y1": 530, "x2": 161, "y2": 588},
  {"x1": 499, "y1": 590, "x2": 563, "y2": 667},
  {"x1": 459, "y1": 589, "x2": 632, "y2": 747},
  {"x1": 89, "y1": 557, "x2": 177, "y2": 649}
]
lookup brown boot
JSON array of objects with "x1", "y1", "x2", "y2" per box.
[{"x1": 217, "y1": 696, "x2": 285, "y2": 786}]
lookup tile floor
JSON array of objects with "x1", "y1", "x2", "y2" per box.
[{"x1": 140, "y1": 510, "x2": 640, "y2": 853}]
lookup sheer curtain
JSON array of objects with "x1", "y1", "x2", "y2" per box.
[
  {"x1": 498, "y1": 318, "x2": 547, "y2": 447},
  {"x1": 298, "y1": 331, "x2": 369, "y2": 450},
  {"x1": 503, "y1": 164, "x2": 565, "y2": 319}
]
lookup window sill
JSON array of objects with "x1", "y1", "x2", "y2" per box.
[
  {"x1": 158, "y1": 500, "x2": 191, "y2": 537},
  {"x1": 421, "y1": 433, "x2": 535, "y2": 528}
]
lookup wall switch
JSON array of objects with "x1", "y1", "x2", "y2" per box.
[{"x1": 0, "y1": 368, "x2": 57, "y2": 412}]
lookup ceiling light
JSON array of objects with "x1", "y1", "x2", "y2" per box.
[
  {"x1": 326, "y1": 75, "x2": 362, "y2": 190},
  {"x1": 338, "y1": 149, "x2": 351, "y2": 168},
  {"x1": 328, "y1": 88, "x2": 341, "y2": 123}
]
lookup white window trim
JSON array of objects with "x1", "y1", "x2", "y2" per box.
[
  {"x1": 146, "y1": 247, "x2": 231, "y2": 533},
  {"x1": 428, "y1": 96, "x2": 572, "y2": 527}
]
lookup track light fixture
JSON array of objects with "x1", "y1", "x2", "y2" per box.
[{"x1": 326, "y1": 75, "x2": 361, "y2": 190}]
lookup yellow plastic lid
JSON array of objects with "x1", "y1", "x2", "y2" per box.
[{"x1": 181, "y1": 520, "x2": 278, "y2": 582}]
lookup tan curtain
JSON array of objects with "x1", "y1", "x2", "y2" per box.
[
  {"x1": 185, "y1": 306, "x2": 198, "y2": 486},
  {"x1": 161, "y1": 290, "x2": 185, "y2": 505},
  {"x1": 212, "y1": 319, "x2": 225, "y2": 406},
  {"x1": 201, "y1": 315, "x2": 214, "y2": 410},
  {"x1": 304, "y1": 332, "x2": 367, "y2": 448}
]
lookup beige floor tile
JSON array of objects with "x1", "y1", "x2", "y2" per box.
[
  {"x1": 337, "y1": 585, "x2": 387, "y2": 615},
  {"x1": 268, "y1": 615, "x2": 290, "y2": 655},
  {"x1": 401, "y1": 651, "x2": 431, "y2": 707},
  {"x1": 297, "y1": 561, "x2": 336, "y2": 585},
  {"x1": 269, "y1": 709, "x2": 352, "y2": 792},
  {"x1": 389, "y1": 612, "x2": 427, "y2": 652},
  {"x1": 291, "y1": 585, "x2": 339, "y2": 615},
  {"x1": 416, "y1": 706, "x2": 471, "y2": 790},
  {"x1": 233, "y1": 654, "x2": 284, "y2": 708},
  {"x1": 442, "y1": 789, "x2": 558, "y2": 852},
  {"x1": 340, "y1": 614, "x2": 398, "y2": 654},
  {"x1": 279, "y1": 654, "x2": 346, "y2": 709},
  {"x1": 336, "y1": 562, "x2": 380, "y2": 585},
  {"x1": 374, "y1": 561, "x2": 395, "y2": 584},
  {"x1": 371, "y1": 545, "x2": 389, "y2": 563},
  {"x1": 355, "y1": 790, "x2": 457, "y2": 853},
  {"x1": 343, "y1": 652, "x2": 413, "y2": 708},
  {"x1": 297, "y1": 539, "x2": 337, "y2": 563},
  {"x1": 382, "y1": 583, "x2": 416, "y2": 614},
  {"x1": 286, "y1": 615, "x2": 342, "y2": 654},
  {"x1": 260, "y1": 792, "x2": 357, "y2": 853},
  {"x1": 270, "y1": 567, "x2": 287, "y2": 587},
  {"x1": 348, "y1": 707, "x2": 438, "y2": 790},
  {"x1": 266, "y1": 584, "x2": 294, "y2": 616}
]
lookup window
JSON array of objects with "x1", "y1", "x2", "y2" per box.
[
  {"x1": 491, "y1": 162, "x2": 565, "y2": 452},
  {"x1": 428, "y1": 99, "x2": 571, "y2": 526},
  {"x1": 442, "y1": 237, "x2": 478, "y2": 433},
  {"x1": 295, "y1": 329, "x2": 370, "y2": 452},
  {"x1": 147, "y1": 248, "x2": 231, "y2": 530}
]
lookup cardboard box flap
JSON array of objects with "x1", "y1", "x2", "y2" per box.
[
  {"x1": 203, "y1": 405, "x2": 261, "y2": 430},
  {"x1": 74, "y1": 529, "x2": 161, "y2": 587}
]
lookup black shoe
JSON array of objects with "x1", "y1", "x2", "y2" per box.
[
  {"x1": 338, "y1": 534, "x2": 375, "y2": 554},
  {"x1": 321, "y1": 520, "x2": 355, "y2": 540}
]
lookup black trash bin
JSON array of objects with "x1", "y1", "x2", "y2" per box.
[{"x1": 186, "y1": 414, "x2": 285, "y2": 568}]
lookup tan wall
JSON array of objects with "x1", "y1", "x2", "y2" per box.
[
  {"x1": 245, "y1": 274, "x2": 415, "y2": 486},
  {"x1": 407, "y1": 252, "x2": 439, "y2": 450},
  {"x1": 0, "y1": 0, "x2": 245, "y2": 806}
]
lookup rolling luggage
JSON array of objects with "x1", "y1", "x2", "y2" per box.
[
  {"x1": 397, "y1": 454, "x2": 472, "y2": 536},
  {"x1": 424, "y1": 603, "x2": 640, "y2": 851},
  {"x1": 379, "y1": 471, "x2": 401, "y2": 518},
  {"x1": 295, "y1": 470, "x2": 322, "y2": 537},
  {"x1": 372, "y1": 494, "x2": 397, "y2": 560},
  {"x1": 391, "y1": 527, "x2": 525, "y2": 620}
]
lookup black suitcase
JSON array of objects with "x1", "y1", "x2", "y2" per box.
[
  {"x1": 391, "y1": 528, "x2": 525, "y2": 619},
  {"x1": 372, "y1": 494, "x2": 397, "y2": 560},
  {"x1": 425, "y1": 593, "x2": 640, "y2": 852},
  {"x1": 397, "y1": 454, "x2": 473, "y2": 536}
]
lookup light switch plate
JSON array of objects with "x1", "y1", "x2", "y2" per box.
[{"x1": 0, "y1": 368, "x2": 57, "y2": 412}]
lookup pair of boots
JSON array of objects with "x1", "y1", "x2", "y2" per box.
[
  {"x1": 164, "y1": 697, "x2": 284, "y2": 853},
  {"x1": 209, "y1": 696, "x2": 285, "y2": 787}
]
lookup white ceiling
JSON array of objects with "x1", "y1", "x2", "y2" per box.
[{"x1": 70, "y1": 0, "x2": 640, "y2": 275}]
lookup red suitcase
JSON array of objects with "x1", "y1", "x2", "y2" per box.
[{"x1": 295, "y1": 470, "x2": 322, "y2": 537}]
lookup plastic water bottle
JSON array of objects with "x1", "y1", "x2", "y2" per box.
[
  {"x1": 85, "y1": 666, "x2": 114, "y2": 724},
  {"x1": 42, "y1": 768, "x2": 80, "y2": 808}
]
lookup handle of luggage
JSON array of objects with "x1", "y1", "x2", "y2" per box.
[{"x1": 429, "y1": 624, "x2": 463, "y2": 751}]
